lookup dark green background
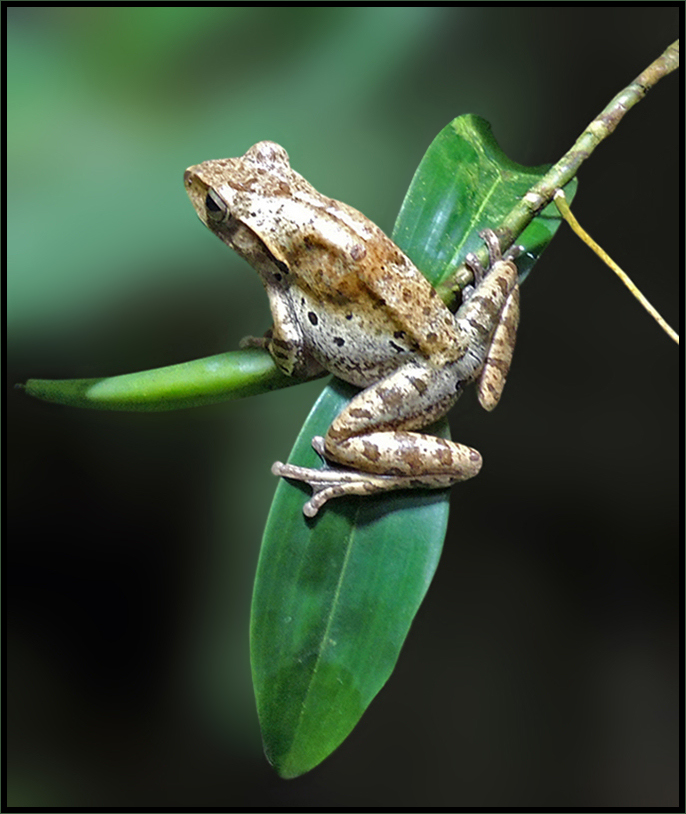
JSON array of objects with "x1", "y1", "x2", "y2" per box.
[{"x1": 8, "y1": 6, "x2": 679, "y2": 807}]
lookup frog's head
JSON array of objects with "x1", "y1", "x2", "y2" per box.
[
  {"x1": 184, "y1": 141, "x2": 292, "y2": 226},
  {"x1": 184, "y1": 142, "x2": 302, "y2": 276}
]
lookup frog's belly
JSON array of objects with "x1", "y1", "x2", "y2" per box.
[
  {"x1": 292, "y1": 287, "x2": 427, "y2": 387},
  {"x1": 309, "y1": 323, "x2": 422, "y2": 388}
]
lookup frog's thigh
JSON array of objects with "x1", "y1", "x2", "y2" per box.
[
  {"x1": 324, "y1": 364, "x2": 481, "y2": 481},
  {"x1": 326, "y1": 428, "x2": 483, "y2": 482},
  {"x1": 330, "y1": 362, "x2": 459, "y2": 437}
]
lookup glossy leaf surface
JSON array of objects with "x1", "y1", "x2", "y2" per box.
[{"x1": 250, "y1": 380, "x2": 450, "y2": 778}]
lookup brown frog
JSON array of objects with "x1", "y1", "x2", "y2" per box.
[{"x1": 184, "y1": 141, "x2": 519, "y2": 516}]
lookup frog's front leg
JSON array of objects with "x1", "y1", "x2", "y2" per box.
[{"x1": 272, "y1": 362, "x2": 482, "y2": 516}]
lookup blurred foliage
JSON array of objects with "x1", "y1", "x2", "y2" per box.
[{"x1": 8, "y1": 7, "x2": 456, "y2": 336}]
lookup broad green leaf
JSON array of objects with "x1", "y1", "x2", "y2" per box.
[
  {"x1": 250, "y1": 379, "x2": 450, "y2": 778},
  {"x1": 251, "y1": 114, "x2": 578, "y2": 777},
  {"x1": 21, "y1": 349, "x2": 302, "y2": 411}
]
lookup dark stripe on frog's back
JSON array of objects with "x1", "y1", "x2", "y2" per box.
[
  {"x1": 348, "y1": 231, "x2": 455, "y2": 354},
  {"x1": 355, "y1": 251, "x2": 458, "y2": 360}
]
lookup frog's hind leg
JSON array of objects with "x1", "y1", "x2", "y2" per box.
[
  {"x1": 272, "y1": 362, "x2": 482, "y2": 516},
  {"x1": 273, "y1": 435, "x2": 478, "y2": 517},
  {"x1": 463, "y1": 229, "x2": 520, "y2": 412}
]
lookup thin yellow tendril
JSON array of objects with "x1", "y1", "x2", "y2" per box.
[{"x1": 554, "y1": 190, "x2": 679, "y2": 345}]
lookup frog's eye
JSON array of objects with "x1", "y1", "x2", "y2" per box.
[{"x1": 205, "y1": 190, "x2": 227, "y2": 222}]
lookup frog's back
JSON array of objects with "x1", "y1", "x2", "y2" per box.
[{"x1": 285, "y1": 194, "x2": 459, "y2": 364}]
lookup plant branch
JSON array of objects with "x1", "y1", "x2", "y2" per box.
[{"x1": 436, "y1": 38, "x2": 680, "y2": 302}]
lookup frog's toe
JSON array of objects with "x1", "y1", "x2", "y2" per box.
[
  {"x1": 464, "y1": 252, "x2": 486, "y2": 283},
  {"x1": 311, "y1": 435, "x2": 327, "y2": 458},
  {"x1": 271, "y1": 459, "x2": 388, "y2": 516},
  {"x1": 302, "y1": 485, "x2": 342, "y2": 517},
  {"x1": 503, "y1": 243, "x2": 523, "y2": 262},
  {"x1": 479, "y1": 228, "x2": 502, "y2": 264}
]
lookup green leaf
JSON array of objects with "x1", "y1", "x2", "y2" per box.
[
  {"x1": 250, "y1": 379, "x2": 450, "y2": 778},
  {"x1": 20, "y1": 349, "x2": 301, "y2": 411},
  {"x1": 393, "y1": 114, "x2": 577, "y2": 287},
  {"x1": 251, "y1": 114, "x2": 578, "y2": 777}
]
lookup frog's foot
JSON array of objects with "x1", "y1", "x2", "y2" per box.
[
  {"x1": 465, "y1": 229, "x2": 522, "y2": 286},
  {"x1": 272, "y1": 436, "x2": 457, "y2": 517}
]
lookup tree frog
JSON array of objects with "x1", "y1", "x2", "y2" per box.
[{"x1": 184, "y1": 142, "x2": 520, "y2": 516}]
